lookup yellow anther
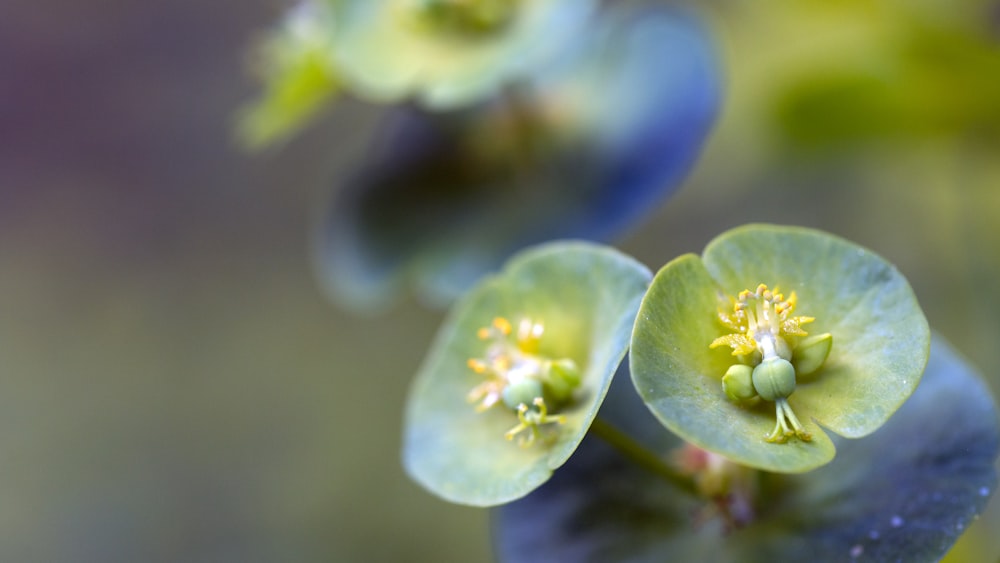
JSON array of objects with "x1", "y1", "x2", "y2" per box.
[
  {"x1": 493, "y1": 317, "x2": 512, "y2": 335},
  {"x1": 517, "y1": 319, "x2": 544, "y2": 341}
]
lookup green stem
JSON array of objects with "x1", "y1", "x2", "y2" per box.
[{"x1": 588, "y1": 417, "x2": 699, "y2": 497}]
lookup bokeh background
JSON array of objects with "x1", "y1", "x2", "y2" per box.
[{"x1": 2, "y1": 0, "x2": 998, "y2": 561}]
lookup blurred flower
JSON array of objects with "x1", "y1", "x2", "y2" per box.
[
  {"x1": 237, "y1": 0, "x2": 594, "y2": 146},
  {"x1": 330, "y1": 0, "x2": 596, "y2": 109},
  {"x1": 315, "y1": 5, "x2": 721, "y2": 311}
]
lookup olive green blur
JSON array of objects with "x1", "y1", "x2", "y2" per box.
[{"x1": 2, "y1": 0, "x2": 999, "y2": 560}]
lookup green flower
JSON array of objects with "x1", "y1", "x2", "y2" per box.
[
  {"x1": 630, "y1": 224, "x2": 930, "y2": 472},
  {"x1": 403, "y1": 241, "x2": 650, "y2": 505},
  {"x1": 495, "y1": 335, "x2": 999, "y2": 563},
  {"x1": 330, "y1": 0, "x2": 595, "y2": 108},
  {"x1": 313, "y1": 5, "x2": 721, "y2": 312}
]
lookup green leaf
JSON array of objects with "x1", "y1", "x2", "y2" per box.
[
  {"x1": 495, "y1": 334, "x2": 1000, "y2": 562},
  {"x1": 329, "y1": 0, "x2": 595, "y2": 108},
  {"x1": 403, "y1": 241, "x2": 651, "y2": 506},
  {"x1": 631, "y1": 224, "x2": 929, "y2": 472}
]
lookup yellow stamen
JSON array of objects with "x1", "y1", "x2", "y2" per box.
[
  {"x1": 493, "y1": 317, "x2": 512, "y2": 335},
  {"x1": 713, "y1": 283, "x2": 829, "y2": 445}
]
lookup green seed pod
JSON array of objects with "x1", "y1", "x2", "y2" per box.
[
  {"x1": 752, "y1": 358, "x2": 796, "y2": 401},
  {"x1": 502, "y1": 376, "x2": 544, "y2": 410},
  {"x1": 722, "y1": 364, "x2": 757, "y2": 402},
  {"x1": 793, "y1": 333, "x2": 833, "y2": 376},
  {"x1": 545, "y1": 358, "x2": 581, "y2": 403}
]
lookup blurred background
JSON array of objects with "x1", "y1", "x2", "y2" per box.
[{"x1": 2, "y1": 0, "x2": 999, "y2": 561}]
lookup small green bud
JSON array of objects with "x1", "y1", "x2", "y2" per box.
[
  {"x1": 752, "y1": 358, "x2": 796, "y2": 401},
  {"x1": 736, "y1": 349, "x2": 762, "y2": 368},
  {"x1": 722, "y1": 364, "x2": 757, "y2": 402},
  {"x1": 502, "y1": 376, "x2": 543, "y2": 410},
  {"x1": 793, "y1": 333, "x2": 833, "y2": 376},
  {"x1": 545, "y1": 358, "x2": 581, "y2": 403}
]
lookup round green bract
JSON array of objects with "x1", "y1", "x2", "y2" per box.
[
  {"x1": 403, "y1": 241, "x2": 651, "y2": 506},
  {"x1": 630, "y1": 224, "x2": 930, "y2": 472},
  {"x1": 330, "y1": 0, "x2": 595, "y2": 108}
]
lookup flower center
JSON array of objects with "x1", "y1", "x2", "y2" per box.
[
  {"x1": 710, "y1": 284, "x2": 832, "y2": 444},
  {"x1": 467, "y1": 316, "x2": 580, "y2": 446},
  {"x1": 398, "y1": 0, "x2": 521, "y2": 39}
]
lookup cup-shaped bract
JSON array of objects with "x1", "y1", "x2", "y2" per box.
[
  {"x1": 315, "y1": 5, "x2": 720, "y2": 312},
  {"x1": 630, "y1": 224, "x2": 930, "y2": 472},
  {"x1": 329, "y1": 0, "x2": 595, "y2": 109},
  {"x1": 495, "y1": 335, "x2": 999, "y2": 562},
  {"x1": 403, "y1": 241, "x2": 651, "y2": 506}
]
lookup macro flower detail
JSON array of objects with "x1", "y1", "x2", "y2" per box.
[
  {"x1": 709, "y1": 284, "x2": 833, "y2": 443},
  {"x1": 497, "y1": 336, "x2": 1000, "y2": 563},
  {"x1": 630, "y1": 224, "x2": 930, "y2": 472},
  {"x1": 403, "y1": 241, "x2": 651, "y2": 505},
  {"x1": 466, "y1": 317, "x2": 580, "y2": 446}
]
